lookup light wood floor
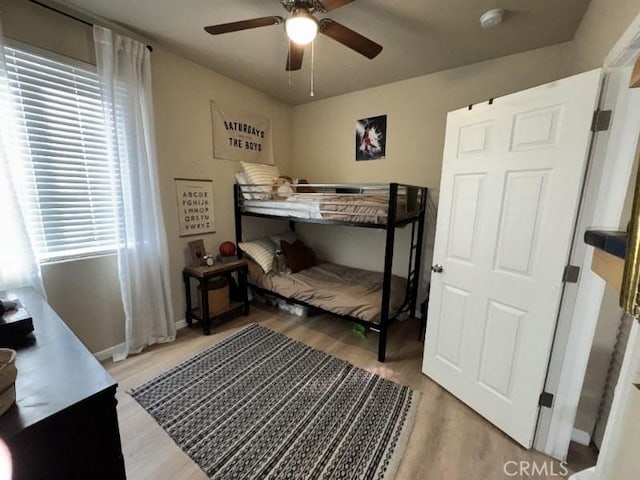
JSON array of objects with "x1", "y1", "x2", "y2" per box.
[{"x1": 105, "y1": 305, "x2": 589, "y2": 479}]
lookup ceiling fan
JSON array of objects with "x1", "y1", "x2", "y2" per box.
[{"x1": 204, "y1": 0, "x2": 383, "y2": 71}]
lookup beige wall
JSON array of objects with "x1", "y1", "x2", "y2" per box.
[
  {"x1": 0, "y1": 0, "x2": 124, "y2": 353},
  {"x1": 0, "y1": 0, "x2": 292, "y2": 352},
  {"x1": 288, "y1": 0, "x2": 640, "y2": 447},
  {"x1": 0, "y1": 0, "x2": 94, "y2": 64},
  {"x1": 40, "y1": 255, "x2": 124, "y2": 352},
  {"x1": 2, "y1": 0, "x2": 639, "y2": 388},
  {"x1": 289, "y1": 42, "x2": 576, "y2": 278},
  {"x1": 571, "y1": 0, "x2": 640, "y2": 71},
  {"x1": 151, "y1": 47, "x2": 292, "y2": 326}
]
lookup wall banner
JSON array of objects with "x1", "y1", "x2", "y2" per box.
[{"x1": 211, "y1": 101, "x2": 273, "y2": 163}]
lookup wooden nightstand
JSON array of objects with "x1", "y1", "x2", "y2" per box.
[{"x1": 182, "y1": 259, "x2": 250, "y2": 334}]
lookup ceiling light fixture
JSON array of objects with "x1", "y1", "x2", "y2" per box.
[
  {"x1": 285, "y1": 10, "x2": 318, "y2": 45},
  {"x1": 479, "y1": 8, "x2": 504, "y2": 29}
]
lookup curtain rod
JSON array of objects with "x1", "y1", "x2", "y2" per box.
[{"x1": 28, "y1": 0, "x2": 154, "y2": 52}]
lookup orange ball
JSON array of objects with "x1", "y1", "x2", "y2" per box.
[{"x1": 219, "y1": 241, "x2": 236, "y2": 257}]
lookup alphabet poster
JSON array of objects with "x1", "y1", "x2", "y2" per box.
[
  {"x1": 175, "y1": 178, "x2": 215, "y2": 237},
  {"x1": 211, "y1": 101, "x2": 273, "y2": 163}
]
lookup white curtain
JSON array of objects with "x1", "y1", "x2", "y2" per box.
[
  {"x1": 94, "y1": 26, "x2": 175, "y2": 360},
  {"x1": 0, "y1": 17, "x2": 45, "y2": 296}
]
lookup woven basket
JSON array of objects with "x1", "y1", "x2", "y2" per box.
[{"x1": 0, "y1": 349, "x2": 17, "y2": 416}]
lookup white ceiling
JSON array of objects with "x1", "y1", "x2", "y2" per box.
[{"x1": 63, "y1": 0, "x2": 591, "y2": 105}]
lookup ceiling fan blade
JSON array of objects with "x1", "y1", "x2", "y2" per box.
[
  {"x1": 317, "y1": 0, "x2": 355, "y2": 12},
  {"x1": 319, "y1": 19, "x2": 382, "y2": 59},
  {"x1": 204, "y1": 16, "x2": 283, "y2": 35},
  {"x1": 286, "y1": 43, "x2": 304, "y2": 71}
]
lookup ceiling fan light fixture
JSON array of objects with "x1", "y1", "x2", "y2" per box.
[{"x1": 285, "y1": 10, "x2": 318, "y2": 45}]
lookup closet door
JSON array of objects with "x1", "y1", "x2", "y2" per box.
[{"x1": 422, "y1": 69, "x2": 602, "y2": 448}]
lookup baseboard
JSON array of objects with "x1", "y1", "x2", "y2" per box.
[
  {"x1": 568, "y1": 466, "x2": 596, "y2": 480},
  {"x1": 571, "y1": 428, "x2": 592, "y2": 447},
  {"x1": 93, "y1": 319, "x2": 188, "y2": 361},
  {"x1": 94, "y1": 342, "x2": 125, "y2": 362}
]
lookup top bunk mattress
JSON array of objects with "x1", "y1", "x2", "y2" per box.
[
  {"x1": 241, "y1": 192, "x2": 410, "y2": 225},
  {"x1": 247, "y1": 259, "x2": 407, "y2": 324}
]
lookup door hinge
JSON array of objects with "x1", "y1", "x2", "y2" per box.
[
  {"x1": 539, "y1": 391, "x2": 554, "y2": 408},
  {"x1": 563, "y1": 265, "x2": 580, "y2": 283},
  {"x1": 591, "y1": 109, "x2": 612, "y2": 132}
]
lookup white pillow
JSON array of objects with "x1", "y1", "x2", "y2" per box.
[
  {"x1": 235, "y1": 172, "x2": 257, "y2": 200},
  {"x1": 241, "y1": 161, "x2": 280, "y2": 195},
  {"x1": 239, "y1": 238, "x2": 277, "y2": 273},
  {"x1": 270, "y1": 230, "x2": 297, "y2": 248}
]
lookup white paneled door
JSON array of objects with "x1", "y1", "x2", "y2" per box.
[{"x1": 422, "y1": 69, "x2": 602, "y2": 448}]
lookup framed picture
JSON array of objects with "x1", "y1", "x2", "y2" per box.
[
  {"x1": 188, "y1": 239, "x2": 206, "y2": 266},
  {"x1": 175, "y1": 178, "x2": 215, "y2": 237},
  {"x1": 356, "y1": 115, "x2": 387, "y2": 161}
]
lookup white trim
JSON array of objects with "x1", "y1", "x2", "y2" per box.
[
  {"x1": 604, "y1": 11, "x2": 640, "y2": 68},
  {"x1": 175, "y1": 319, "x2": 188, "y2": 330},
  {"x1": 595, "y1": 320, "x2": 640, "y2": 478},
  {"x1": 569, "y1": 466, "x2": 596, "y2": 480},
  {"x1": 537, "y1": 64, "x2": 640, "y2": 460},
  {"x1": 93, "y1": 319, "x2": 188, "y2": 361},
  {"x1": 571, "y1": 428, "x2": 592, "y2": 447},
  {"x1": 94, "y1": 342, "x2": 125, "y2": 362},
  {"x1": 535, "y1": 10, "x2": 640, "y2": 460},
  {"x1": 534, "y1": 69, "x2": 608, "y2": 454}
]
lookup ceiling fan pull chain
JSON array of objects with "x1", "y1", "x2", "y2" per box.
[
  {"x1": 310, "y1": 39, "x2": 315, "y2": 97},
  {"x1": 288, "y1": 38, "x2": 292, "y2": 86}
]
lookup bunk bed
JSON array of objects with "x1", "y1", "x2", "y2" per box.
[{"x1": 234, "y1": 182, "x2": 427, "y2": 362}]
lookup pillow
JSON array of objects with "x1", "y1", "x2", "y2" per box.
[
  {"x1": 241, "y1": 161, "x2": 280, "y2": 195},
  {"x1": 270, "y1": 230, "x2": 297, "y2": 247},
  {"x1": 280, "y1": 239, "x2": 317, "y2": 273},
  {"x1": 295, "y1": 178, "x2": 317, "y2": 193},
  {"x1": 235, "y1": 172, "x2": 256, "y2": 200},
  {"x1": 239, "y1": 238, "x2": 277, "y2": 273}
]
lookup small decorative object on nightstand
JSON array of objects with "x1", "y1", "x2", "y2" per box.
[
  {"x1": 182, "y1": 259, "x2": 250, "y2": 335},
  {"x1": 217, "y1": 241, "x2": 238, "y2": 263},
  {"x1": 188, "y1": 239, "x2": 207, "y2": 266}
]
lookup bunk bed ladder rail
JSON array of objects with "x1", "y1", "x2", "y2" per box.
[
  {"x1": 407, "y1": 187, "x2": 427, "y2": 318},
  {"x1": 378, "y1": 183, "x2": 398, "y2": 362},
  {"x1": 234, "y1": 184, "x2": 244, "y2": 258}
]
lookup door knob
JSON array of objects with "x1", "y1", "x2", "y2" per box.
[{"x1": 431, "y1": 264, "x2": 444, "y2": 273}]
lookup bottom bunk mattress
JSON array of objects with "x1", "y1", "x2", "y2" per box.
[{"x1": 247, "y1": 260, "x2": 407, "y2": 324}]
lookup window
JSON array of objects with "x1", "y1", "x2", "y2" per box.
[{"x1": 3, "y1": 43, "x2": 119, "y2": 262}]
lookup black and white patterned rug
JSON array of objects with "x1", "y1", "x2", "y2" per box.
[{"x1": 130, "y1": 323, "x2": 419, "y2": 480}]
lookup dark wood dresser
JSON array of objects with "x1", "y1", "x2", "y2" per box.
[{"x1": 0, "y1": 287, "x2": 125, "y2": 479}]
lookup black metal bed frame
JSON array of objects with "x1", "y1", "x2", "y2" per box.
[{"x1": 233, "y1": 182, "x2": 428, "y2": 362}]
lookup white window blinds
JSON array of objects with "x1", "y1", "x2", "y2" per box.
[{"x1": 4, "y1": 44, "x2": 119, "y2": 262}]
